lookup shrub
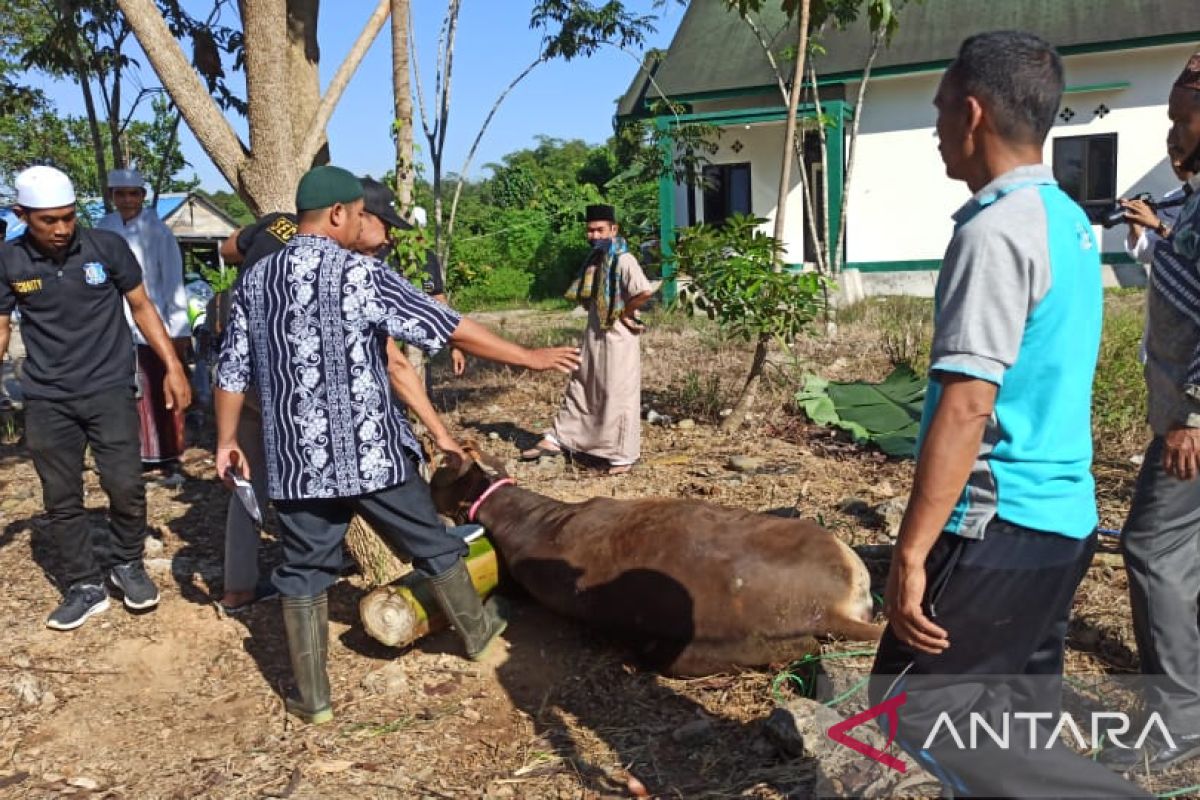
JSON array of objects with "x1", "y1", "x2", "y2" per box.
[{"x1": 451, "y1": 265, "x2": 535, "y2": 311}]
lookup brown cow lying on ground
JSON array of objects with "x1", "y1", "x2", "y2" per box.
[{"x1": 429, "y1": 446, "x2": 883, "y2": 676}]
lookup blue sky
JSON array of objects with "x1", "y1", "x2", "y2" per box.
[{"x1": 20, "y1": 1, "x2": 683, "y2": 193}]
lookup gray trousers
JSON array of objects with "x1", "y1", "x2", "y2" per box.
[
  {"x1": 1122, "y1": 435, "x2": 1200, "y2": 731},
  {"x1": 222, "y1": 393, "x2": 268, "y2": 595}
]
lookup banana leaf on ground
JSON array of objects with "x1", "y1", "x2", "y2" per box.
[{"x1": 794, "y1": 366, "x2": 926, "y2": 458}]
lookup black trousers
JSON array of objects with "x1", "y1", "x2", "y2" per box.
[
  {"x1": 869, "y1": 520, "x2": 1150, "y2": 799},
  {"x1": 25, "y1": 386, "x2": 146, "y2": 588},
  {"x1": 272, "y1": 473, "x2": 466, "y2": 597}
]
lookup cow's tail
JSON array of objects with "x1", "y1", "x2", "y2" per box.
[{"x1": 829, "y1": 615, "x2": 885, "y2": 643}]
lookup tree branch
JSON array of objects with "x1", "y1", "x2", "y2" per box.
[
  {"x1": 297, "y1": 0, "x2": 391, "y2": 169},
  {"x1": 446, "y1": 56, "x2": 544, "y2": 248},
  {"x1": 832, "y1": 26, "x2": 884, "y2": 274},
  {"x1": 115, "y1": 0, "x2": 247, "y2": 189}
]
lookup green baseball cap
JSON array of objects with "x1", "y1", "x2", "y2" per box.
[{"x1": 295, "y1": 165, "x2": 364, "y2": 211}]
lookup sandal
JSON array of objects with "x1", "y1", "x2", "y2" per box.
[
  {"x1": 519, "y1": 441, "x2": 563, "y2": 461},
  {"x1": 217, "y1": 582, "x2": 280, "y2": 615},
  {"x1": 607, "y1": 463, "x2": 634, "y2": 476}
]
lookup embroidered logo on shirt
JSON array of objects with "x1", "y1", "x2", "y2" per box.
[
  {"x1": 1076, "y1": 222, "x2": 1094, "y2": 251},
  {"x1": 82, "y1": 262, "x2": 108, "y2": 285},
  {"x1": 266, "y1": 216, "x2": 298, "y2": 245},
  {"x1": 11, "y1": 278, "x2": 42, "y2": 295}
]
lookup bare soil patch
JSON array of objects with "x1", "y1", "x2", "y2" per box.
[{"x1": 0, "y1": 299, "x2": 1183, "y2": 798}]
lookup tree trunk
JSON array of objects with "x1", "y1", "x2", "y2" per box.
[
  {"x1": 391, "y1": 0, "x2": 414, "y2": 210},
  {"x1": 720, "y1": 334, "x2": 770, "y2": 432},
  {"x1": 286, "y1": 0, "x2": 327, "y2": 168},
  {"x1": 118, "y1": 0, "x2": 386, "y2": 215},
  {"x1": 832, "y1": 29, "x2": 884, "y2": 276},
  {"x1": 241, "y1": 0, "x2": 299, "y2": 213},
  {"x1": 770, "y1": 0, "x2": 810, "y2": 271},
  {"x1": 360, "y1": 537, "x2": 499, "y2": 649}
]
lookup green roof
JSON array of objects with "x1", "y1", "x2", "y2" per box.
[{"x1": 618, "y1": 0, "x2": 1200, "y2": 117}]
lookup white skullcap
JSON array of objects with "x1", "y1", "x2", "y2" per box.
[
  {"x1": 411, "y1": 205, "x2": 427, "y2": 227},
  {"x1": 107, "y1": 168, "x2": 145, "y2": 189},
  {"x1": 15, "y1": 165, "x2": 76, "y2": 209}
]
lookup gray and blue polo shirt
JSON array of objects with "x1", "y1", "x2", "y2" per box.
[{"x1": 920, "y1": 164, "x2": 1102, "y2": 540}]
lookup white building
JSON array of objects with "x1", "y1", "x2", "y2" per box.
[{"x1": 617, "y1": 0, "x2": 1200, "y2": 300}]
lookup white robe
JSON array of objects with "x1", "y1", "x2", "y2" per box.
[{"x1": 98, "y1": 208, "x2": 189, "y2": 342}]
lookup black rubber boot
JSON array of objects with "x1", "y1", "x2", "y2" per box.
[
  {"x1": 428, "y1": 559, "x2": 507, "y2": 660},
  {"x1": 280, "y1": 593, "x2": 333, "y2": 724}
]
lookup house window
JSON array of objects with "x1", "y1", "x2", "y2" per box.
[
  {"x1": 702, "y1": 163, "x2": 751, "y2": 224},
  {"x1": 1052, "y1": 133, "x2": 1117, "y2": 222}
]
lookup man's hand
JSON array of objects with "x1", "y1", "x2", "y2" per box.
[
  {"x1": 526, "y1": 346, "x2": 581, "y2": 374},
  {"x1": 434, "y1": 433, "x2": 466, "y2": 461},
  {"x1": 884, "y1": 556, "x2": 950, "y2": 655},
  {"x1": 1121, "y1": 198, "x2": 1161, "y2": 231},
  {"x1": 1164, "y1": 425, "x2": 1200, "y2": 480},
  {"x1": 163, "y1": 366, "x2": 192, "y2": 411},
  {"x1": 451, "y1": 346, "x2": 467, "y2": 376},
  {"x1": 217, "y1": 444, "x2": 250, "y2": 488}
]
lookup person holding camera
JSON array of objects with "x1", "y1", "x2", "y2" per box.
[{"x1": 1123, "y1": 130, "x2": 1195, "y2": 264}]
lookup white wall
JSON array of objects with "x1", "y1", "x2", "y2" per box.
[
  {"x1": 842, "y1": 42, "x2": 1197, "y2": 264},
  {"x1": 674, "y1": 120, "x2": 808, "y2": 263}
]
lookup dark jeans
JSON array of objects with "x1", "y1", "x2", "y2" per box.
[
  {"x1": 1122, "y1": 436, "x2": 1200, "y2": 732},
  {"x1": 272, "y1": 473, "x2": 466, "y2": 597},
  {"x1": 869, "y1": 520, "x2": 1149, "y2": 798},
  {"x1": 25, "y1": 386, "x2": 146, "y2": 589}
]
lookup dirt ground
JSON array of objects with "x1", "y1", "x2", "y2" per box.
[{"x1": 0, "y1": 301, "x2": 1188, "y2": 799}]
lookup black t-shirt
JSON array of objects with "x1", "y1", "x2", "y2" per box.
[
  {"x1": 237, "y1": 211, "x2": 445, "y2": 294},
  {"x1": 237, "y1": 212, "x2": 297, "y2": 270},
  {"x1": 0, "y1": 228, "x2": 143, "y2": 400}
]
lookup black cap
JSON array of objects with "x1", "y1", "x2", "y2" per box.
[
  {"x1": 585, "y1": 204, "x2": 616, "y2": 223},
  {"x1": 360, "y1": 177, "x2": 409, "y2": 230}
]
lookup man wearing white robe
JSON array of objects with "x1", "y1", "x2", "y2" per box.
[{"x1": 98, "y1": 169, "x2": 189, "y2": 464}]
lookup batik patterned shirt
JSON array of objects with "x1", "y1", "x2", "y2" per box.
[{"x1": 215, "y1": 234, "x2": 460, "y2": 500}]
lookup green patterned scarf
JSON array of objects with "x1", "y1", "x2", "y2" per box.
[{"x1": 563, "y1": 237, "x2": 628, "y2": 329}]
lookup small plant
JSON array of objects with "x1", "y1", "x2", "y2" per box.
[
  {"x1": 671, "y1": 213, "x2": 829, "y2": 430},
  {"x1": 388, "y1": 225, "x2": 434, "y2": 289},
  {"x1": 661, "y1": 370, "x2": 726, "y2": 421}
]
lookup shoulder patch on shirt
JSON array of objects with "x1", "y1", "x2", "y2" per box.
[
  {"x1": 266, "y1": 216, "x2": 297, "y2": 245},
  {"x1": 82, "y1": 262, "x2": 108, "y2": 285},
  {"x1": 11, "y1": 277, "x2": 42, "y2": 295}
]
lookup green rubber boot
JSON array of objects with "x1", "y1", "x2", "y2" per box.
[
  {"x1": 428, "y1": 559, "x2": 508, "y2": 660},
  {"x1": 280, "y1": 593, "x2": 333, "y2": 724}
]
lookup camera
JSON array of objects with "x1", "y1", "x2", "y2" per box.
[{"x1": 1100, "y1": 192, "x2": 1155, "y2": 229}]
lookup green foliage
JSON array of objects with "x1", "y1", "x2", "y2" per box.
[
  {"x1": 672, "y1": 214, "x2": 828, "y2": 343},
  {"x1": 451, "y1": 266, "x2": 536, "y2": 312},
  {"x1": 444, "y1": 134, "x2": 659, "y2": 305},
  {"x1": 794, "y1": 367, "x2": 925, "y2": 457},
  {"x1": 531, "y1": 0, "x2": 657, "y2": 61},
  {"x1": 1093, "y1": 290, "x2": 1149, "y2": 454},
  {"x1": 730, "y1": 0, "x2": 905, "y2": 42},
  {"x1": 201, "y1": 189, "x2": 254, "y2": 226},
  {"x1": 389, "y1": 225, "x2": 436, "y2": 288}
]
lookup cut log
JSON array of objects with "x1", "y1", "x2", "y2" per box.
[
  {"x1": 360, "y1": 537, "x2": 499, "y2": 648},
  {"x1": 345, "y1": 514, "x2": 413, "y2": 587}
]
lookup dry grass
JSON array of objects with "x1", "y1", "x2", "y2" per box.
[{"x1": 0, "y1": 290, "x2": 1186, "y2": 799}]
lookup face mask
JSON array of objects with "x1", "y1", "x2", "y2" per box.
[{"x1": 591, "y1": 237, "x2": 613, "y2": 251}]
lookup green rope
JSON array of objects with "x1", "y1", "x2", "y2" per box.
[
  {"x1": 1157, "y1": 785, "x2": 1200, "y2": 799},
  {"x1": 825, "y1": 675, "x2": 870, "y2": 707},
  {"x1": 769, "y1": 648, "x2": 878, "y2": 705}
]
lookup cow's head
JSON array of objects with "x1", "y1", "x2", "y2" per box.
[{"x1": 430, "y1": 442, "x2": 510, "y2": 523}]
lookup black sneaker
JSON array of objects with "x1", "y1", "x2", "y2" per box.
[
  {"x1": 108, "y1": 561, "x2": 161, "y2": 610},
  {"x1": 46, "y1": 583, "x2": 110, "y2": 631}
]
